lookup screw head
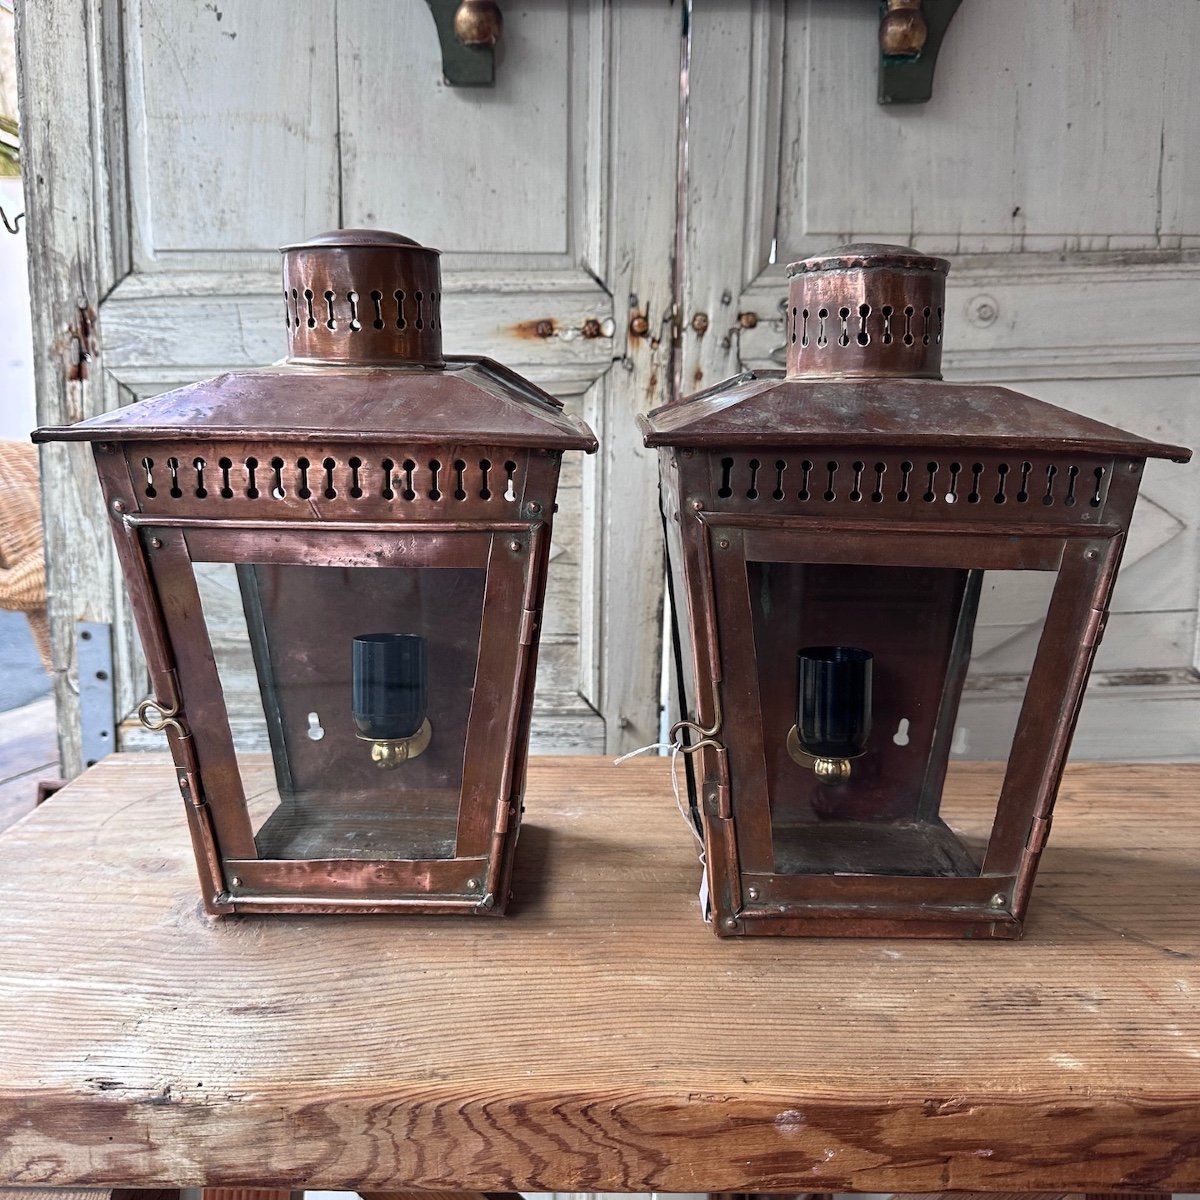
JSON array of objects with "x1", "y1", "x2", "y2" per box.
[
  {"x1": 1128, "y1": 462, "x2": 1141, "y2": 473},
  {"x1": 1085, "y1": 549, "x2": 1099, "y2": 560},
  {"x1": 690, "y1": 498, "x2": 704, "y2": 511},
  {"x1": 534, "y1": 319, "x2": 555, "y2": 338},
  {"x1": 509, "y1": 539, "x2": 522, "y2": 552},
  {"x1": 990, "y1": 892, "x2": 1006, "y2": 908},
  {"x1": 230, "y1": 876, "x2": 243, "y2": 888},
  {"x1": 111, "y1": 499, "x2": 126, "y2": 514},
  {"x1": 149, "y1": 537, "x2": 163, "y2": 549},
  {"x1": 528, "y1": 501, "x2": 542, "y2": 513},
  {"x1": 718, "y1": 538, "x2": 730, "y2": 549},
  {"x1": 747, "y1": 886, "x2": 759, "y2": 901},
  {"x1": 629, "y1": 314, "x2": 650, "y2": 337},
  {"x1": 738, "y1": 311, "x2": 759, "y2": 329},
  {"x1": 723, "y1": 916, "x2": 738, "y2": 931},
  {"x1": 466, "y1": 877, "x2": 480, "y2": 891},
  {"x1": 691, "y1": 312, "x2": 710, "y2": 334}
]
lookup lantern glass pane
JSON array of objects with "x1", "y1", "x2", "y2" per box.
[
  {"x1": 195, "y1": 561, "x2": 485, "y2": 862},
  {"x1": 745, "y1": 561, "x2": 1057, "y2": 879}
]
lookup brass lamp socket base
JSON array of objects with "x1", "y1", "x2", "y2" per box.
[
  {"x1": 360, "y1": 718, "x2": 433, "y2": 769},
  {"x1": 787, "y1": 725, "x2": 858, "y2": 785}
]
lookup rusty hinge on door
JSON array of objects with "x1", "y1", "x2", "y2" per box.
[{"x1": 66, "y1": 298, "x2": 98, "y2": 382}]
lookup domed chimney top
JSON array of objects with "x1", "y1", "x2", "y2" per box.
[
  {"x1": 784, "y1": 243, "x2": 948, "y2": 380},
  {"x1": 281, "y1": 229, "x2": 444, "y2": 368}
]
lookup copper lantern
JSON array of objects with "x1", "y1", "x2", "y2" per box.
[
  {"x1": 36, "y1": 230, "x2": 596, "y2": 916},
  {"x1": 641, "y1": 244, "x2": 1190, "y2": 939}
]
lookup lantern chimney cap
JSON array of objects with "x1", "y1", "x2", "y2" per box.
[
  {"x1": 786, "y1": 242, "x2": 949, "y2": 277},
  {"x1": 280, "y1": 229, "x2": 435, "y2": 253},
  {"x1": 281, "y1": 227, "x2": 444, "y2": 366}
]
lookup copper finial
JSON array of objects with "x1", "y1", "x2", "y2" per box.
[
  {"x1": 281, "y1": 229, "x2": 444, "y2": 368},
  {"x1": 784, "y1": 243, "x2": 949, "y2": 381}
]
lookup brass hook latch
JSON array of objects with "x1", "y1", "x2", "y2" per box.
[
  {"x1": 668, "y1": 680, "x2": 725, "y2": 754},
  {"x1": 137, "y1": 696, "x2": 190, "y2": 740}
]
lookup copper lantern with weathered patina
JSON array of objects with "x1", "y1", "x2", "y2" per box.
[
  {"x1": 641, "y1": 244, "x2": 1190, "y2": 938},
  {"x1": 37, "y1": 230, "x2": 596, "y2": 916}
]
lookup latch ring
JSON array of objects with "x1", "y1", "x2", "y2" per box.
[{"x1": 137, "y1": 697, "x2": 189, "y2": 739}]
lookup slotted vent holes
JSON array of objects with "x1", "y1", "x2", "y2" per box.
[
  {"x1": 284, "y1": 288, "x2": 441, "y2": 333},
  {"x1": 789, "y1": 301, "x2": 943, "y2": 350},
  {"x1": 138, "y1": 454, "x2": 520, "y2": 505},
  {"x1": 709, "y1": 456, "x2": 1109, "y2": 510}
]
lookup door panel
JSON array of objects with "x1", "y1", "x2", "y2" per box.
[
  {"x1": 681, "y1": 0, "x2": 1200, "y2": 761},
  {"x1": 25, "y1": 0, "x2": 681, "y2": 770}
]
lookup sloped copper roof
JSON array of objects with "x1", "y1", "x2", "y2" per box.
[
  {"x1": 36, "y1": 357, "x2": 597, "y2": 452},
  {"x1": 640, "y1": 371, "x2": 1190, "y2": 462}
]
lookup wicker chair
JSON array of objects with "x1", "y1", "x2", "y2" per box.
[{"x1": 0, "y1": 440, "x2": 50, "y2": 671}]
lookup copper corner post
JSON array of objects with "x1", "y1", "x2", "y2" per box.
[
  {"x1": 36, "y1": 229, "x2": 596, "y2": 917},
  {"x1": 642, "y1": 243, "x2": 1191, "y2": 939}
]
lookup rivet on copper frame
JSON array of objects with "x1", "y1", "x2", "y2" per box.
[
  {"x1": 466, "y1": 877, "x2": 480, "y2": 891},
  {"x1": 719, "y1": 538, "x2": 730, "y2": 549},
  {"x1": 690, "y1": 498, "x2": 704, "y2": 510},
  {"x1": 723, "y1": 916, "x2": 738, "y2": 930},
  {"x1": 231, "y1": 876, "x2": 243, "y2": 888},
  {"x1": 509, "y1": 539, "x2": 522, "y2": 552},
  {"x1": 111, "y1": 499, "x2": 126, "y2": 514},
  {"x1": 747, "y1": 887, "x2": 760, "y2": 901},
  {"x1": 989, "y1": 893, "x2": 1006, "y2": 908},
  {"x1": 150, "y1": 537, "x2": 163, "y2": 549}
]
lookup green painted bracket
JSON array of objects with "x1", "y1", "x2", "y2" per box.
[
  {"x1": 878, "y1": 0, "x2": 963, "y2": 105},
  {"x1": 424, "y1": 0, "x2": 496, "y2": 87}
]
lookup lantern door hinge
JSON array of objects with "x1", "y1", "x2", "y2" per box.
[
  {"x1": 1025, "y1": 812, "x2": 1052, "y2": 855},
  {"x1": 519, "y1": 607, "x2": 539, "y2": 646},
  {"x1": 495, "y1": 800, "x2": 513, "y2": 834},
  {"x1": 710, "y1": 745, "x2": 732, "y2": 820},
  {"x1": 1082, "y1": 606, "x2": 1109, "y2": 650}
]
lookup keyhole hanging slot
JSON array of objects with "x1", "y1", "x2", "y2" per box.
[
  {"x1": 306, "y1": 712, "x2": 325, "y2": 741},
  {"x1": 892, "y1": 717, "x2": 911, "y2": 747}
]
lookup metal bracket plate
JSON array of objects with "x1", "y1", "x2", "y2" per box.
[
  {"x1": 878, "y1": 0, "x2": 964, "y2": 105},
  {"x1": 76, "y1": 621, "x2": 115, "y2": 768},
  {"x1": 423, "y1": 0, "x2": 497, "y2": 87}
]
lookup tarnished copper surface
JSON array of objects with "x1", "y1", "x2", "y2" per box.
[
  {"x1": 785, "y1": 243, "x2": 948, "y2": 379},
  {"x1": 642, "y1": 243, "x2": 1191, "y2": 939},
  {"x1": 37, "y1": 228, "x2": 596, "y2": 917},
  {"x1": 282, "y1": 229, "x2": 444, "y2": 367}
]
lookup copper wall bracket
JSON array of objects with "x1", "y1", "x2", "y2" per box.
[
  {"x1": 878, "y1": 0, "x2": 963, "y2": 105},
  {"x1": 424, "y1": 0, "x2": 502, "y2": 87}
]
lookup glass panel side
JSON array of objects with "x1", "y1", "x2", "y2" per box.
[
  {"x1": 747, "y1": 561, "x2": 1057, "y2": 879},
  {"x1": 194, "y1": 562, "x2": 485, "y2": 862}
]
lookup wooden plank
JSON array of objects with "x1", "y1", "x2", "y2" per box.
[
  {"x1": 779, "y1": 2, "x2": 1200, "y2": 254},
  {"x1": 124, "y1": 0, "x2": 339, "y2": 261},
  {"x1": 338, "y1": 0, "x2": 573, "y2": 259},
  {"x1": 99, "y1": 270, "x2": 616, "y2": 396},
  {"x1": 15, "y1": 0, "x2": 126, "y2": 777},
  {"x1": 1, "y1": 755, "x2": 1199, "y2": 1192},
  {"x1": 579, "y1": 2, "x2": 681, "y2": 752}
]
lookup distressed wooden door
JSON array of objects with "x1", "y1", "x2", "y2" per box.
[
  {"x1": 20, "y1": 0, "x2": 681, "y2": 772},
  {"x1": 680, "y1": 0, "x2": 1200, "y2": 760}
]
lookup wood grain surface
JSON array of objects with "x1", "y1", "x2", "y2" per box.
[{"x1": 0, "y1": 756, "x2": 1198, "y2": 1193}]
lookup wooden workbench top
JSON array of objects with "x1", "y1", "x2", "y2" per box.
[{"x1": 1, "y1": 756, "x2": 1198, "y2": 1193}]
